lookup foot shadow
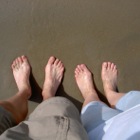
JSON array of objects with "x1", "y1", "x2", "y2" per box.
[
  {"x1": 92, "y1": 74, "x2": 110, "y2": 106},
  {"x1": 95, "y1": 87, "x2": 110, "y2": 106},
  {"x1": 28, "y1": 72, "x2": 109, "y2": 110},
  {"x1": 56, "y1": 85, "x2": 83, "y2": 112},
  {"x1": 94, "y1": 82, "x2": 110, "y2": 106},
  {"x1": 28, "y1": 72, "x2": 82, "y2": 111},
  {"x1": 29, "y1": 72, "x2": 43, "y2": 103},
  {"x1": 93, "y1": 73, "x2": 119, "y2": 107}
]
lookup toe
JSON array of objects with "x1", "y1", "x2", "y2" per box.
[
  {"x1": 59, "y1": 64, "x2": 64, "y2": 72},
  {"x1": 18, "y1": 57, "x2": 23, "y2": 65},
  {"x1": 81, "y1": 64, "x2": 89, "y2": 72},
  {"x1": 102, "y1": 62, "x2": 107, "y2": 70},
  {"x1": 57, "y1": 61, "x2": 63, "y2": 67},
  {"x1": 15, "y1": 58, "x2": 20, "y2": 68},
  {"x1": 11, "y1": 63, "x2": 15, "y2": 69},
  {"x1": 13, "y1": 60, "x2": 17, "y2": 68},
  {"x1": 75, "y1": 66, "x2": 80, "y2": 74},
  {"x1": 21, "y1": 55, "x2": 26, "y2": 60},
  {"x1": 78, "y1": 65, "x2": 83, "y2": 72},
  {"x1": 11, "y1": 59, "x2": 16, "y2": 69},
  {"x1": 114, "y1": 65, "x2": 117, "y2": 70},
  {"x1": 113, "y1": 65, "x2": 117, "y2": 72},
  {"x1": 107, "y1": 62, "x2": 111, "y2": 70},
  {"x1": 48, "y1": 56, "x2": 56, "y2": 65},
  {"x1": 75, "y1": 68, "x2": 79, "y2": 77},
  {"x1": 15, "y1": 58, "x2": 18, "y2": 64},
  {"x1": 81, "y1": 64, "x2": 86, "y2": 70},
  {"x1": 54, "y1": 58, "x2": 60, "y2": 65},
  {"x1": 61, "y1": 63, "x2": 65, "y2": 70},
  {"x1": 61, "y1": 66, "x2": 65, "y2": 72},
  {"x1": 111, "y1": 63, "x2": 115, "y2": 70},
  {"x1": 21, "y1": 55, "x2": 29, "y2": 63}
]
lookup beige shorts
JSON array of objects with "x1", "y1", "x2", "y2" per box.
[{"x1": 0, "y1": 97, "x2": 88, "y2": 140}]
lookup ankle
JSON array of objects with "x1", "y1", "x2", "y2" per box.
[
  {"x1": 42, "y1": 91, "x2": 55, "y2": 100},
  {"x1": 84, "y1": 90, "x2": 99, "y2": 100},
  {"x1": 18, "y1": 88, "x2": 31, "y2": 99},
  {"x1": 104, "y1": 88, "x2": 118, "y2": 97},
  {"x1": 42, "y1": 94, "x2": 53, "y2": 100}
]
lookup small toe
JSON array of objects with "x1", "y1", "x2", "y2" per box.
[
  {"x1": 77, "y1": 65, "x2": 83, "y2": 72},
  {"x1": 15, "y1": 58, "x2": 20, "y2": 67},
  {"x1": 18, "y1": 57, "x2": 23, "y2": 64},
  {"x1": 113, "y1": 65, "x2": 117, "y2": 72},
  {"x1": 57, "y1": 61, "x2": 63, "y2": 67},
  {"x1": 59, "y1": 64, "x2": 64, "y2": 72},
  {"x1": 11, "y1": 63, "x2": 15, "y2": 69},
  {"x1": 54, "y1": 59, "x2": 60, "y2": 65},
  {"x1": 111, "y1": 63, "x2": 115, "y2": 70},
  {"x1": 75, "y1": 67, "x2": 80, "y2": 74},
  {"x1": 61, "y1": 66, "x2": 65, "y2": 72},
  {"x1": 75, "y1": 69, "x2": 79, "y2": 77},
  {"x1": 12, "y1": 59, "x2": 15, "y2": 66},
  {"x1": 107, "y1": 62, "x2": 111, "y2": 70},
  {"x1": 114, "y1": 65, "x2": 117, "y2": 70},
  {"x1": 13, "y1": 60, "x2": 16, "y2": 67},
  {"x1": 12, "y1": 59, "x2": 18, "y2": 69}
]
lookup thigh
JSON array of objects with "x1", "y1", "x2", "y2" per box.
[
  {"x1": 81, "y1": 101, "x2": 120, "y2": 132},
  {"x1": 0, "y1": 97, "x2": 88, "y2": 140},
  {"x1": 0, "y1": 106, "x2": 16, "y2": 134},
  {"x1": 115, "y1": 91, "x2": 140, "y2": 111}
]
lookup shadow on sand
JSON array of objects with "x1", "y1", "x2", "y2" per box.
[{"x1": 29, "y1": 72, "x2": 110, "y2": 111}]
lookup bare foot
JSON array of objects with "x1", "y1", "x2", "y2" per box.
[
  {"x1": 11, "y1": 56, "x2": 31, "y2": 98},
  {"x1": 101, "y1": 62, "x2": 118, "y2": 96},
  {"x1": 42, "y1": 56, "x2": 64, "y2": 100},
  {"x1": 101, "y1": 62, "x2": 125, "y2": 107},
  {"x1": 75, "y1": 64, "x2": 98, "y2": 100}
]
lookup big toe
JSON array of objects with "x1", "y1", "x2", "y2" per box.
[
  {"x1": 102, "y1": 62, "x2": 107, "y2": 71},
  {"x1": 21, "y1": 55, "x2": 30, "y2": 66},
  {"x1": 81, "y1": 64, "x2": 86, "y2": 70},
  {"x1": 75, "y1": 65, "x2": 83, "y2": 74},
  {"x1": 75, "y1": 64, "x2": 92, "y2": 79},
  {"x1": 48, "y1": 56, "x2": 56, "y2": 65},
  {"x1": 21, "y1": 55, "x2": 27, "y2": 61},
  {"x1": 81, "y1": 64, "x2": 90, "y2": 72}
]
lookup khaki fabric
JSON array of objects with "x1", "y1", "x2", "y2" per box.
[
  {"x1": 0, "y1": 106, "x2": 16, "y2": 135},
  {"x1": 0, "y1": 97, "x2": 88, "y2": 140}
]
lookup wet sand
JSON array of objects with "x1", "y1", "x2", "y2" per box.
[{"x1": 0, "y1": 0, "x2": 140, "y2": 112}]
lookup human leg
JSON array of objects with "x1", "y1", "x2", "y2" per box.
[
  {"x1": 101, "y1": 62, "x2": 125, "y2": 108},
  {"x1": 0, "y1": 57, "x2": 88, "y2": 140},
  {"x1": 25, "y1": 57, "x2": 87, "y2": 140},
  {"x1": 75, "y1": 64, "x2": 100, "y2": 108},
  {"x1": 115, "y1": 90, "x2": 140, "y2": 111},
  {"x1": 0, "y1": 56, "x2": 88, "y2": 140},
  {"x1": 75, "y1": 64, "x2": 120, "y2": 131},
  {"x1": 0, "y1": 56, "x2": 31, "y2": 124}
]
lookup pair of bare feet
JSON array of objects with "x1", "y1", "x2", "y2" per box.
[
  {"x1": 75, "y1": 62, "x2": 119, "y2": 107},
  {"x1": 11, "y1": 56, "x2": 119, "y2": 106},
  {"x1": 11, "y1": 56, "x2": 64, "y2": 100}
]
